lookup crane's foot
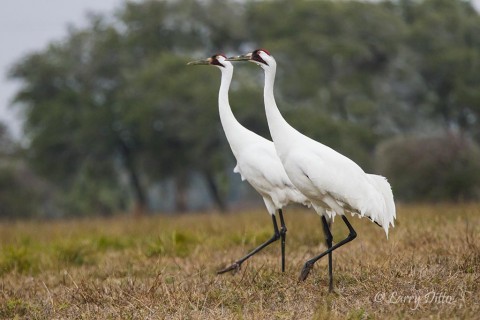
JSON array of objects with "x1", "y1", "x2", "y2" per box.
[
  {"x1": 217, "y1": 262, "x2": 242, "y2": 275},
  {"x1": 328, "y1": 281, "x2": 334, "y2": 293},
  {"x1": 299, "y1": 262, "x2": 314, "y2": 281}
]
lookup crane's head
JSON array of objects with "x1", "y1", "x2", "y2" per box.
[
  {"x1": 187, "y1": 54, "x2": 232, "y2": 69},
  {"x1": 227, "y1": 49, "x2": 275, "y2": 70}
]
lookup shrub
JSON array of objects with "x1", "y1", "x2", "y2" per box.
[{"x1": 375, "y1": 132, "x2": 480, "y2": 201}]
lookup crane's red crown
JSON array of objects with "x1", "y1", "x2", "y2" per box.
[{"x1": 254, "y1": 49, "x2": 270, "y2": 55}]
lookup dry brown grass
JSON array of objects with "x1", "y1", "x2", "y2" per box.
[{"x1": 0, "y1": 203, "x2": 479, "y2": 319}]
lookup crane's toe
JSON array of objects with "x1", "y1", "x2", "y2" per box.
[{"x1": 217, "y1": 262, "x2": 241, "y2": 275}]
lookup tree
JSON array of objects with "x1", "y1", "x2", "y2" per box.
[
  {"x1": 9, "y1": 0, "x2": 254, "y2": 214},
  {"x1": 10, "y1": 20, "x2": 141, "y2": 215},
  {"x1": 405, "y1": 0, "x2": 480, "y2": 136},
  {"x1": 0, "y1": 123, "x2": 47, "y2": 219}
]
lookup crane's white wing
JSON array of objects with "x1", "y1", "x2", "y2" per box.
[
  {"x1": 234, "y1": 141, "x2": 309, "y2": 209},
  {"x1": 282, "y1": 145, "x2": 393, "y2": 234}
]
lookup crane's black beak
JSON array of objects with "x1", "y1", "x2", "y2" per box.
[
  {"x1": 187, "y1": 58, "x2": 211, "y2": 66},
  {"x1": 226, "y1": 53, "x2": 252, "y2": 62}
]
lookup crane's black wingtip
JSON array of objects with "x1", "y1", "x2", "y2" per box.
[{"x1": 368, "y1": 217, "x2": 382, "y2": 228}]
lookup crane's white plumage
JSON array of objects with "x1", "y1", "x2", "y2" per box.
[
  {"x1": 235, "y1": 50, "x2": 395, "y2": 236},
  {"x1": 233, "y1": 144, "x2": 309, "y2": 215},
  {"x1": 208, "y1": 55, "x2": 310, "y2": 215}
]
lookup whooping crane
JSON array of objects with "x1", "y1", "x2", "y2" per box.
[
  {"x1": 188, "y1": 54, "x2": 310, "y2": 274},
  {"x1": 228, "y1": 49, "x2": 396, "y2": 291}
]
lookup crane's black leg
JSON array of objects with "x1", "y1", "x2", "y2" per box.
[
  {"x1": 321, "y1": 216, "x2": 334, "y2": 292},
  {"x1": 299, "y1": 215, "x2": 356, "y2": 282},
  {"x1": 217, "y1": 215, "x2": 280, "y2": 274},
  {"x1": 278, "y1": 209, "x2": 287, "y2": 272}
]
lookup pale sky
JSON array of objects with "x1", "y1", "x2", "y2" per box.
[
  {"x1": 1, "y1": 0, "x2": 480, "y2": 139},
  {"x1": 0, "y1": 0, "x2": 126, "y2": 138}
]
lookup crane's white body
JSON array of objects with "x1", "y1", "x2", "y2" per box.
[
  {"x1": 257, "y1": 52, "x2": 395, "y2": 235},
  {"x1": 215, "y1": 57, "x2": 310, "y2": 215}
]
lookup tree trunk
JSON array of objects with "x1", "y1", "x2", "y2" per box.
[
  {"x1": 175, "y1": 173, "x2": 188, "y2": 212},
  {"x1": 118, "y1": 138, "x2": 147, "y2": 217},
  {"x1": 203, "y1": 170, "x2": 227, "y2": 212}
]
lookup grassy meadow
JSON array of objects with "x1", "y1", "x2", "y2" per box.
[{"x1": 0, "y1": 204, "x2": 479, "y2": 319}]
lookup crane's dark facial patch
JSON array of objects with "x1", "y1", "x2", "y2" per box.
[
  {"x1": 252, "y1": 49, "x2": 269, "y2": 66},
  {"x1": 210, "y1": 54, "x2": 226, "y2": 68}
]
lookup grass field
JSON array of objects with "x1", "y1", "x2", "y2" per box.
[{"x1": 0, "y1": 204, "x2": 479, "y2": 319}]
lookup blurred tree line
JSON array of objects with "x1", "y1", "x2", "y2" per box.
[{"x1": 3, "y1": 0, "x2": 480, "y2": 218}]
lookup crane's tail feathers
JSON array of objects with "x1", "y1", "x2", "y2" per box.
[
  {"x1": 365, "y1": 174, "x2": 396, "y2": 237},
  {"x1": 312, "y1": 175, "x2": 395, "y2": 238}
]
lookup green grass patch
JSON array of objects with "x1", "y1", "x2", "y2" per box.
[
  {"x1": 0, "y1": 245, "x2": 38, "y2": 275},
  {"x1": 94, "y1": 235, "x2": 133, "y2": 251},
  {"x1": 54, "y1": 240, "x2": 96, "y2": 266},
  {"x1": 0, "y1": 298, "x2": 29, "y2": 319},
  {"x1": 144, "y1": 229, "x2": 199, "y2": 258}
]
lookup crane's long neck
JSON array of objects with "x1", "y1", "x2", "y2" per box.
[
  {"x1": 263, "y1": 64, "x2": 298, "y2": 151},
  {"x1": 218, "y1": 66, "x2": 252, "y2": 155}
]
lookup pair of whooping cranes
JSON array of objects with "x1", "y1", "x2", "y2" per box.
[{"x1": 188, "y1": 49, "x2": 396, "y2": 292}]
